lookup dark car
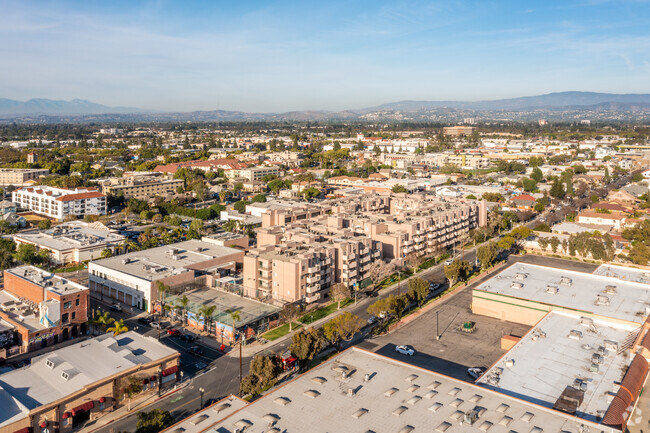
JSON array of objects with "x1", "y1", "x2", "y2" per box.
[
  {"x1": 109, "y1": 304, "x2": 123, "y2": 312},
  {"x1": 188, "y1": 346, "x2": 204, "y2": 356},
  {"x1": 137, "y1": 316, "x2": 152, "y2": 325},
  {"x1": 167, "y1": 328, "x2": 181, "y2": 337},
  {"x1": 364, "y1": 290, "x2": 378, "y2": 298},
  {"x1": 180, "y1": 334, "x2": 197, "y2": 342}
]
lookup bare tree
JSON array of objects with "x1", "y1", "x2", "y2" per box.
[
  {"x1": 366, "y1": 260, "x2": 395, "y2": 288},
  {"x1": 329, "y1": 283, "x2": 349, "y2": 310}
]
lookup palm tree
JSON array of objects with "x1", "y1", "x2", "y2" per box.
[
  {"x1": 198, "y1": 304, "x2": 216, "y2": 335},
  {"x1": 226, "y1": 309, "x2": 241, "y2": 342},
  {"x1": 90, "y1": 311, "x2": 114, "y2": 335},
  {"x1": 107, "y1": 318, "x2": 128, "y2": 336},
  {"x1": 176, "y1": 295, "x2": 190, "y2": 329}
]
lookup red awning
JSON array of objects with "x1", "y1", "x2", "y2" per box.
[
  {"x1": 39, "y1": 423, "x2": 46, "y2": 429},
  {"x1": 150, "y1": 375, "x2": 157, "y2": 381},
  {"x1": 99, "y1": 397, "x2": 106, "y2": 403},
  {"x1": 13, "y1": 428, "x2": 31, "y2": 433},
  {"x1": 61, "y1": 412, "x2": 70, "y2": 419},
  {"x1": 71, "y1": 401, "x2": 94, "y2": 416},
  {"x1": 162, "y1": 365, "x2": 178, "y2": 377}
]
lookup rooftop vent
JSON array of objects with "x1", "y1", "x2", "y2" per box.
[
  {"x1": 436, "y1": 422, "x2": 451, "y2": 432},
  {"x1": 579, "y1": 317, "x2": 594, "y2": 328},
  {"x1": 559, "y1": 276, "x2": 572, "y2": 287},
  {"x1": 496, "y1": 403, "x2": 509, "y2": 413},
  {"x1": 429, "y1": 403, "x2": 443, "y2": 413},
  {"x1": 190, "y1": 415, "x2": 209, "y2": 426},
  {"x1": 604, "y1": 285, "x2": 617, "y2": 294},
  {"x1": 273, "y1": 397, "x2": 290, "y2": 406},
  {"x1": 603, "y1": 340, "x2": 618, "y2": 352},
  {"x1": 398, "y1": 427, "x2": 414, "y2": 433},
  {"x1": 510, "y1": 282, "x2": 523, "y2": 289},
  {"x1": 213, "y1": 403, "x2": 231, "y2": 413},
  {"x1": 469, "y1": 394, "x2": 483, "y2": 404},
  {"x1": 546, "y1": 285, "x2": 559, "y2": 295},
  {"x1": 595, "y1": 294, "x2": 610, "y2": 306},
  {"x1": 450, "y1": 398, "x2": 463, "y2": 408},
  {"x1": 234, "y1": 419, "x2": 253, "y2": 430},
  {"x1": 478, "y1": 421, "x2": 493, "y2": 432},
  {"x1": 428, "y1": 381, "x2": 441, "y2": 389},
  {"x1": 520, "y1": 412, "x2": 535, "y2": 423},
  {"x1": 312, "y1": 376, "x2": 327, "y2": 384},
  {"x1": 498, "y1": 416, "x2": 513, "y2": 427},
  {"x1": 405, "y1": 374, "x2": 418, "y2": 382},
  {"x1": 392, "y1": 406, "x2": 408, "y2": 416},
  {"x1": 122, "y1": 258, "x2": 130, "y2": 265},
  {"x1": 449, "y1": 410, "x2": 464, "y2": 421},
  {"x1": 352, "y1": 408, "x2": 368, "y2": 419},
  {"x1": 384, "y1": 387, "x2": 398, "y2": 397},
  {"x1": 515, "y1": 273, "x2": 527, "y2": 280},
  {"x1": 568, "y1": 330, "x2": 583, "y2": 340},
  {"x1": 262, "y1": 414, "x2": 280, "y2": 424},
  {"x1": 424, "y1": 390, "x2": 438, "y2": 399},
  {"x1": 304, "y1": 390, "x2": 320, "y2": 399},
  {"x1": 407, "y1": 385, "x2": 420, "y2": 393}
]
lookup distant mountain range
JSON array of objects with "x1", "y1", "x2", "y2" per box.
[
  {"x1": 0, "y1": 98, "x2": 146, "y2": 116},
  {"x1": 2, "y1": 92, "x2": 650, "y2": 122}
]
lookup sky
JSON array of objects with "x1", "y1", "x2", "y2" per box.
[{"x1": 2, "y1": 0, "x2": 650, "y2": 112}]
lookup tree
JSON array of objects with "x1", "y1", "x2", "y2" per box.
[
  {"x1": 549, "y1": 236, "x2": 560, "y2": 253},
  {"x1": 391, "y1": 185, "x2": 408, "y2": 193},
  {"x1": 176, "y1": 295, "x2": 190, "y2": 328},
  {"x1": 329, "y1": 283, "x2": 349, "y2": 310},
  {"x1": 289, "y1": 327, "x2": 323, "y2": 368},
  {"x1": 389, "y1": 294, "x2": 409, "y2": 319},
  {"x1": 322, "y1": 312, "x2": 363, "y2": 351},
  {"x1": 511, "y1": 225, "x2": 532, "y2": 240},
  {"x1": 482, "y1": 192, "x2": 504, "y2": 202},
  {"x1": 476, "y1": 242, "x2": 498, "y2": 270},
  {"x1": 189, "y1": 219, "x2": 204, "y2": 235},
  {"x1": 0, "y1": 249, "x2": 14, "y2": 271},
  {"x1": 240, "y1": 354, "x2": 281, "y2": 396},
  {"x1": 226, "y1": 308, "x2": 241, "y2": 341},
  {"x1": 198, "y1": 304, "x2": 216, "y2": 334},
  {"x1": 135, "y1": 409, "x2": 175, "y2": 433},
  {"x1": 407, "y1": 277, "x2": 429, "y2": 307},
  {"x1": 233, "y1": 200, "x2": 248, "y2": 213},
  {"x1": 604, "y1": 167, "x2": 611, "y2": 184},
  {"x1": 107, "y1": 318, "x2": 128, "y2": 336},
  {"x1": 549, "y1": 179, "x2": 565, "y2": 199},
  {"x1": 38, "y1": 219, "x2": 52, "y2": 230},
  {"x1": 251, "y1": 194, "x2": 267, "y2": 203},
  {"x1": 15, "y1": 243, "x2": 46, "y2": 265},
  {"x1": 302, "y1": 187, "x2": 320, "y2": 200},
  {"x1": 497, "y1": 235, "x2": 515, "y2": 251},
  {"x1": 531, "y1": 167, "x2": 544, "y2": 183},
  {"x1": 90, "y1": 311, "x2": 114, "y2": 334},
  {"x1": 522, "y1": 177, "x2": 537, "y2": 192},
  {"x1": 537, "y1": 237, "x2": 549, "y2": 251},
  {"x1": 100, "y1": 248, "x2": 113, "y2": 259},
  {"x1": 280, "y1": 303, "x2": 301, "y2": 332},
  {"x1": 444, "y1": 260, "x2": 472, "y2": 286},
  {"x1": 366, "y1": 260, "x2": 395, "y2": 287},
  {"x1": 367, "y1": 297, "x2": 393, "y2": 328}
]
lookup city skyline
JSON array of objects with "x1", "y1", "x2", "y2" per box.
[{"x1": 2, "y1": 0, "x2": 650, "y2": 112}]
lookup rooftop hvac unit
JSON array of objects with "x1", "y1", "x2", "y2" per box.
[
  {"x1": 546, "y1": 285, "x2": 559, "y2": 295},
  {"x1": 122, "y1": 258, "x2": 130, "y2": 265},
  {"x1": 595, "y1": 294, "x2": 610, "y2": 306},
  {"x1": 568, "y1": 330, "x2": 583, "y2": 340},
  {"x1": 515, "y1": 273, "x2": 527, "y2": 280},
  {"x1": 559, "y1": 276, "x2": 572, "y2": 287},
  {"x1": 603, "y1": 340, "x2": 618, "y2": 352},
  {"x1": 604, "y1": 285, "x2": 617, "y2": 294},
  {"x1": 579, "y1": 317, "x2": 594, "y2": 328},
  {"x1": 510, "y1": 282, "x2": 524, "y2": 289}
]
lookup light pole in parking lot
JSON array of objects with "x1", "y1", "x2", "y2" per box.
[{"x1": 199, "y1": 387, "x2": 205, "y2": 410}]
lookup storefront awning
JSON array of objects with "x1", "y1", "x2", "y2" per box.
[
  {"x1": 71, "y1": 401, "x2": 94, "y2": 416},
  {"x1": 162, "y1": 365, "x2": 179, "y2": 377}
]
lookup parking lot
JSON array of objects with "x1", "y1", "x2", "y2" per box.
[
  {"x1": 358, "y1": 284, "x2": 531, "y2": 381},
  {"x1": 358, "y1": 255, "x2": 598, "y2": 382}
]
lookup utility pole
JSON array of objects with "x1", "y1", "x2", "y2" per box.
[{"x1": 239, "y1": 337, "x2": 243, "y2": 395}]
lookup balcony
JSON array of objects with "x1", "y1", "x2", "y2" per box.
[
  {"x1": 343, "y1": 253, "x2": 357, "y2": 261},
  {"x1": 305, "y1": 293, "x2": 321, "y2": 303},
  {"x1": 308, "y1": 265, "x2": 320, "y2": 273},
  {"x1": 306, "y1": 275, "x2": 320, "y2": 284},
  {"x1": 306, "y1": 284, "x2": 320, "y2": 294},
  {"x1": 403, "y1": 239, "x2": 413, "y2": 246}
]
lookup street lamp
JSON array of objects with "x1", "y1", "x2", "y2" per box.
[{"x1": 199, "y1": 387, "x2": 205, "y2": 410}]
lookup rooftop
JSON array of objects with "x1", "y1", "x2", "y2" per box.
[
  {"x1": 477, "y1": 311, "x2": 637, "y2": 424},
  {"x1": 592, "y1": 264, "x2": 650, "y2": 285},
  {"x1": 200, "y1": 347, "x2": 608, "y2": 433},
  {"x1": 6, "y1": 265, "x2": 87, "y2": 296},
  {"x1": 473, "y1": 263, "x2": 650, "y2": 324},
  {"x1": 162, "y1": 396, "x2": 248, "y2": 433},
  {"x1": 13, "y1": 221, "x2": 124, "y2": 251},
  {"x1": 90, "y1": 240, "x2": 244, "y2": 281},
  {"x1": 0, "y1": 331, "x2": 178, "y2": 426}
]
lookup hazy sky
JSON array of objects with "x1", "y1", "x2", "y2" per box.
[{"x1": 2, "y1": 0, "x2": 650, "y2": 112}]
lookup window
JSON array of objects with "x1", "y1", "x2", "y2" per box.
[
  {"x1": 71, "y1": 312, "x2": 76, "y2": 320},
  {"x1": 63, "y1": 301, "x2": 72, "y2": 309},
  {"x1": 75, "y1": 298, "x2": 80, "y2": 306},
  {"x1": 62, "y1": 313, "x2": 69, "y2": 324}
]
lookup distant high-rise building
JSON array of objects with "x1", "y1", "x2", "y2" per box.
[{"x1": 27, "y1": 152, "x2": 37, "y2": 163}]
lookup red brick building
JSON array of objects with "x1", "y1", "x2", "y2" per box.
[{"x1": 0, "y1": 266, "x2": 89, "y2": 357}]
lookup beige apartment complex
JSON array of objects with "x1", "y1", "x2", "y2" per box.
[
  {"x1": 443, "y1": 125, "x2": 476, "y2": 136},
  {"x1": 226, "y1": 166, "x2": 281, "y2": 181},
  {"x1": 244, "y1": 193, "x2": 486, "y2": 304},
  {"x1": 0, "y1": 168, "x2": 49, "y2": 186},
  {"x1": 100, "y1": 176, "x2": 184, "y2": 199}
]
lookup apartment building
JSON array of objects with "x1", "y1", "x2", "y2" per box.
[
  {"x1": 13, "y1": 221, "x2": 125, "y2": 265},
  {"x1": 225, "y1": 165, "x2": 281, "y2": 181},
  {"x1": 243, "y1": 243, "x2": 336, "y2": 304},
  {"x1": 100, "y1": 176, "x2": 184, "y2": 199},
  {"x1": 443, "y1": 125, "x2": 475, "y2": 136},
  {"x1": 0, "y1": 266, "x2": 89, "y2": 355},
  {"x1": 12, "y1": 186, "x2": 107, "y2": 221},
  {"x1": 154, "y1": 158, "x2": 248, "y2": 175},
  {"x1": 0, "y1": 168, "x2": 49, "y2": 186}
]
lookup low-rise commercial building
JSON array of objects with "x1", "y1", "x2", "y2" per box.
[
  {"x1": 0, "y1": 332, "x2": 179, "y2": 433},
  {"x1": 225, "y1": 166, "x2": 281, "y2": 181},
  {"x1": 171, "y1": 347, "x2": 611, "y2": 433},
  {"x1": 88, "y1": 240, "x2": 245, "y2": 312},
  {"x1": 0, "y1": 266, "x2": 89, "y2": 356},
  {"x1": 13, "y1": 221, "x2": 125, "y2": 265},
  {"x1": 0, "y1": 168, "x2": 49, "y2": 186},
  {"x1": 12, "y1": 186, "x2": 107, "y2": 221}
]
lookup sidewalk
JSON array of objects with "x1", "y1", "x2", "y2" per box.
[{"x1": 80, "y1": 382, "x2": 188, "y2": 433}]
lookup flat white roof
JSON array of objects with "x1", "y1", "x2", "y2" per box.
[
  {"x1": 477, "y1": 311, "x2": 636, "y2": 424},
  {"x1": 202, "y1": 347, "x2": 612, "y2": 433},
  {"x1": 473, "y1": 262, "x2": 650, "y2": 324},
  {"x1": 14, "y1": 221, "x2": 124, "y2": 252},
  {"x1": 593, "y1": 264, "x2": 650, "y2": 285},
  {"x1": 162, "y1": 395, "x2": 247, "y2": 433}
]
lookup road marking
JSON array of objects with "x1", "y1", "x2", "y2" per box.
[{"x1": 170, "y1": 395, "x2": 184, "y2": 403}]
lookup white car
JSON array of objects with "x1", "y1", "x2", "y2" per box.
[
  {"x1": 444, "y1": 259, "x2": 454, "y2": 266},
  {"x1": 429, "y1": 283, "x2": 440, "y2": 291},
  {"x1": 367, "y1": 316, "x2": 377, "y2": 325},
  {"x1": 467, "y1": 367, "x2": 485, "y2": 380},
  {"x1": 395, "y1": 345, "x2": 415, "y2": 356}
]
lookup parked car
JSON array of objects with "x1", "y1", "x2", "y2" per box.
[
  {"x1": 180, "y1": 334, "x2": 197, "y2": 342},
  {"x1": 137, "y1": 316, "x2": 152, "y2": 325},
  {"x1": 109, "y1": 304, "x2": 123, "y2": 312},
  {"x1": 395, "y1": 345, "x2": 415, "y2": 356},
  {"x1": 364, "y1": 290, "x2": 378, "y2": 298},
  {"x1": 167, "y1": 328, "x2": 181, "y2": 337},
  {"x1": 367, "y1": 316, "x2": 377, "y2": 325},
  {"x1": 429, "y1": 283, "x2": 440, "y2": 291},
  {"x1": 188, "y1": 346, "x2": 204, "y2": 356},
  {"x1": 150, "y1": 321, "x2": 168, "y2": 330},
  {"x1": 467, "y1": 367, "x2": 485, "y2": 380},
  {"x1": 444, "y1": 259, "x2": 454, "y2": 266}
]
